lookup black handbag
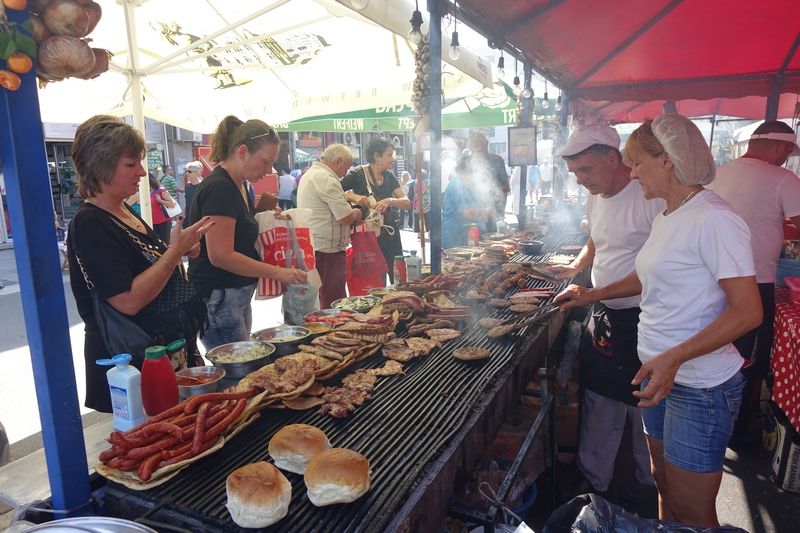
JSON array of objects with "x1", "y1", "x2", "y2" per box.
[{"x1": 74, "y1": 216, "x2": 206, "y2": 365}]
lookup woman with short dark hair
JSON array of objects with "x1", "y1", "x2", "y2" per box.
[
  {"x1": 341, "y1": 137, "x2": 411, "y2": 284},
  {"x1": 67, "y1": 115, "x2": 213, "y2": 412},
  {"x1": 188, "y1": 115, "x2": 306, "y2": 349}
]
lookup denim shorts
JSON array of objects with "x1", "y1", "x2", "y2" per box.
[
  {"x1": 201, "y1": 283, "x2": 256, "y2": 351},
  {"x1": 640, "y1": 371, "x2": 745, "y2": 473}
]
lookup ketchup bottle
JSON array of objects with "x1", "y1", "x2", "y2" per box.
[{"x1": 141, "y1": 345, "x2": 179, "y2": 416}]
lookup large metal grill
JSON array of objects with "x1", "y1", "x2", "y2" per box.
[{"x1": 103, "y1": 235, "x2": 587, "y2": 532}]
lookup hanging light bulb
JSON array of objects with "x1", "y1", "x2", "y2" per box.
[
  {"x1": 554, "y1": 94, "x2": 563, "y2": 112},
  {"x1": 512, "y1": 57, "x2": 521, "y2": 95},
  {"x1": 349, "y1": 0, "x2": 369, "y2": 9},
  {"x1": 449, "y1": 31, "x2": 461, "y2": 60},
  {"x1": 541, "y1": 80, "x2": 550, "y2": 109},
  {"x1": 408, "y1": 0, "x2": 424, "y2": 45},
  {"x1": 448, "y1": 3, "x2": 460, "y2": 60},
  {"x1": 497, "y1": 53, "x2": 505, "y2": 78},
  {"x1": 522, "y1": 87, "x2": 533, "y2": 99}
]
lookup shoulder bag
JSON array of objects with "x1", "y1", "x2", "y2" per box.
[{"x1": 74, "y1": 216, "x2": 206, "y2": 365}]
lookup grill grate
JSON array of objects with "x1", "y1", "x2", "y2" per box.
[{"x1": 105, "y1": 235, "x2": 587, "y2": 532}]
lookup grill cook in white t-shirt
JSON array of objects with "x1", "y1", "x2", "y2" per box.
[
  {"x1": 635, "y1": 190, "x2": 755, "y2": 388},
  {"x1": 708, "y1": 157, "x2": 800, "y2": 283},
  {"x1": 587, "y1": 180, "x2": 664, "y2": 309}
]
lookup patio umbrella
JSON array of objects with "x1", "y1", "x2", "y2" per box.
[{"x1": 36, "y1": 0, "x2": 492, "y2": 132}]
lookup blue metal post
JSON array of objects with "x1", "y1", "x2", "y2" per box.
[
  {"x1": 0, "y1": 9, "x2": 91, "y2": 516},
  {"x1": 427, "y1": 0, "x2": 443, "y2": 274}
]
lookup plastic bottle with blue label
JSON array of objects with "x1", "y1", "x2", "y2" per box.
[{"x1": 96, "y1": 354, "x2": 147, "y2": 431}]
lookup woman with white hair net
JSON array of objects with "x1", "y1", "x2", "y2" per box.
[{"x1": 555, "y1": 114, "x2": 761, "y2": 527}]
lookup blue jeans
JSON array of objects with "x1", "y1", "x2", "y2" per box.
[
  {"x1": 201, "y1": 283, "x2": 256, "y2": 351},
  {"x1": 641, "y1": 372, "x2": 745, "y2": 473}
]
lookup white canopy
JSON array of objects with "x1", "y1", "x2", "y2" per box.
[{"x1": 37, "y1": 0, "x2": 492, "y2": 133}]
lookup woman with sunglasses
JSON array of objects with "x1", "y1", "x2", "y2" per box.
[{"x1": 188, "y1": 115, "x2": 306, "y2": 350}]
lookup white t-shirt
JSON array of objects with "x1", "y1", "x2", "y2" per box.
[
  {"x1": 296, "y1": 162, "x2": 353, "y2": 253},
  {"x1": 708, "y1": 157, "x2": 800, "y2": 283},
  {"x1": 278, "y1": 173, "x2": 296, "y2": 200},
  {"x1": 635, "y1": 190, "x2": 753, "y2": 388},
  {"x1": 586, "y1": 180, "x2": 664, "y2": 309}
]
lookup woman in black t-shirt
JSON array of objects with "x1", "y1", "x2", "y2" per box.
[
  {"x1": 67, "y1": 115, "x2": 214, "y2": 412},
  {"x1": 188, "y1": 115, "x2": 306, "y2": 350},
  {"x1": 341, "y1": 137, "x2": 411, "y2": 284}
]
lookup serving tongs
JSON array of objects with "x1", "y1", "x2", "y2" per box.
[{"x1": 487, "y1": 302, "x2": 561, "y2": 338}]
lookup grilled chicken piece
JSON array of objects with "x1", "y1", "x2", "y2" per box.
[
  {"x1": 297, "y1": 344, "x2": 345, "y2": 361},
  {"x1": 383, "y1": 342, "x2": 417, "y2": 362},
  {"x1": 367, "y1": 360, "x2": 405, "y2": 376},
  {"x1": 425, "y1": 328, "x2": 462, "y2": 343},
  {"x1": 405, "y1": 337, "x2": 441, "y2": 356},
  {"x1": 319, "y1": 403, "x2": 350, "y2": 418},
  {"x1": 341, "y1": 370, "x2": 377, "y2": 392}
]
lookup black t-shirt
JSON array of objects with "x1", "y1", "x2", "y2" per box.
[
  {"x1": 340, "y1": 166, "x2": 402, "y2": 228},
  {"x1": 188, "y1": 166, "x2": 260, "y2": 296},
  {"x1": 67, "y1": 202, "x2": 168, "y2": 330}
]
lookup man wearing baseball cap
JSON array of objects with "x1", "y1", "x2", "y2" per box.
[
  {"x1": 551, "y1": 124, "x2": 663, "y2": 500},
  {"x1": 708, "y1": 121, "x2": 800, "y2": 444}
]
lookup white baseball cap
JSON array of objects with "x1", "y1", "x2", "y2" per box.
[
  {"x1": 559, "y1": 125, "x2": 620, "y2": 157},
  {"x1": 750, "y1": 132, "x2": 800, "y2": 156}
]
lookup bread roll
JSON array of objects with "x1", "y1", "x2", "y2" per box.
[
  {"x1": 304, "y1": 448, "x2": 370, "y2": 506},
  {"x1": 226, "y1": 462, "x2": 291, "y2": 528},
  {"x1": 268, "y1": 424, "x2": 330, "y2": 474}
]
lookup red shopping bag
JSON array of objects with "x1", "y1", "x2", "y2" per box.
[{"x1": 346, "y1": 226, "x2": 387, "y2": 296}]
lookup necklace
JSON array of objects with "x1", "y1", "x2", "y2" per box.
[{"x1": 666, "y1": 187, "x2": 703, "y2": 215}]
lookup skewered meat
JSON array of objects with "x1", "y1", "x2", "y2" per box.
[
  {"x1": 489, "y1": 298, "x2": 511, "y2": 309},
  {"x1": 425, "y1": 328, "x2": 462, "y2": 343},
  {"x1": 367, "y1": 361, "x2": 405, "y2": 376},
  {"x1": 453, "y1": 346, "x2": 491, "y2": 361},
  {"x1": 341, "y1": 370, "x2": 378, "y2": 392}
]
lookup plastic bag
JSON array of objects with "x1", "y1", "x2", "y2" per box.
[
  {"x1": 543, "y1": 494, "x2": 748, "y2": 533},
  {"x1": 346, "y1": 224, "x2": 388, "y2": 296},
  {"x1": 255, "y1": 209, "x2": 320, "y2": 298}
]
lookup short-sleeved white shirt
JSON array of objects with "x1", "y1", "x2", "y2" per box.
[
  {"x1": 296, "y1": 162, "x2": 353, "y2": 253},
  {"x1": 586, "y1": 180, "x2": 664, "y2": 309},
  {"x1": 635, "y1": 190, "x2": 754, "y2": 388},
  {"x1": 708, "y1": 157, "x2": 800, "y2": 282}
]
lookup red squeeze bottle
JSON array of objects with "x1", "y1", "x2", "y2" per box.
[{"x1": 141, "y1": 345, "x2": 179, "y2": 416}]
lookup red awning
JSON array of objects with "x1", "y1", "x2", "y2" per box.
[{"x1": 457, "y1": 0, "x2": 800, "y2": 121}]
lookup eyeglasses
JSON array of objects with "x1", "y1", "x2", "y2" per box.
[{"x1": 247, "y1": 129, "x2": 278, "y2": 142}]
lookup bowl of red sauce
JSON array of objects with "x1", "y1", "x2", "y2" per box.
[{"x1": 176, "y1": 366, "x2": 227, "y2": 399}]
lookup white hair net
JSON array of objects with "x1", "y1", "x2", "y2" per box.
[{"x1": 651, "y1": 114, "x2": 716, "y2": 185}]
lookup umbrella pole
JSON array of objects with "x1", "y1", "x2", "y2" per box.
[{"x1": 415, "y1": 125, "x2": 427, "y2": 264}]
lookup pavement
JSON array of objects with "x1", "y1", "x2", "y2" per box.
[{"x1": 1, "y1": 231, "x2": 799, "y2": 531}]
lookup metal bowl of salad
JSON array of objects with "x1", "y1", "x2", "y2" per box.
[
  {"x1": 205, "y1": 341, "x2": 276, "y2": 378},
  {"x1": 251, "y1": 325, "x2": 311, "y2": 356},
  {"x1": 330, "y1": 296, "x2": 381, "y2": 313}
]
